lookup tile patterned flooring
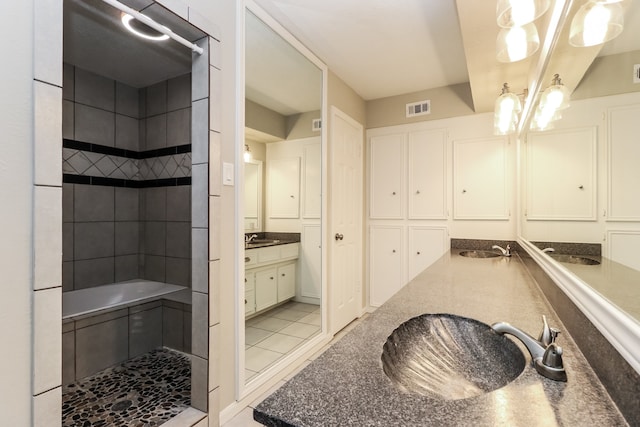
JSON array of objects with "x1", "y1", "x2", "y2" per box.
[
  {"x1": 245, "y1": 301, "x2": 321, "y2": 382},
  {"x1": 62, "y1": 348, "x2": 190, "y2": 426},
  {"x1": 224, "y1": 311, "x2": 368, "y2": 427}
]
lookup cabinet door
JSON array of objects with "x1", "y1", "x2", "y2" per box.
[
  {"x1": 408, "y1": 129, "x2": 447, "y2": 219},
  {"x1": 408, "y1": 226, "x2": 448, "y2": 280},
  {"x1": 303, "y1": 142, "x2": 322, "y2": 219},
  {"x1": 277, "y1": 263, "x2": 296, "y2": 302},
  {"x1": 268, "y1": 158, "x2": 300, "y2": 218},
  {"x1": 300, "y1": 224, "x2": 321, "y2": 299},
  {"x1": 526, "y1": 127, "x2": 596, "y2": 220},
  {"x1": 255, "y1": 268, "x2": 278, "y2": 311},
  {"x1": 608, "y1": 105, "x2": 640, "y2": 220},
  {"x1": 369, "y1": 225, "x2": 404, "y2": 307},
  {"x1": 453, "y1": 137, "x2": 509, "y2": 220},
  {"x1": 244, "y1": 271, "x2": 255, "y2": 316},
  {"x1": 369, "y1": 133, "x2": 405, "y2": 219}
]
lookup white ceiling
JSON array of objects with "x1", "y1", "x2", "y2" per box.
[
  {"x1": 253, "y1": 0, "x2": 640, "y2": 113},
  {"x1": 253, "y1": 0, "x2": 470, "y2": 101}
]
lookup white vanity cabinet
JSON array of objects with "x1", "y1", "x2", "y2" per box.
[
  {"x1": 255, "y1": 268, "x2": 278, "y2": 311},
  {"x1": 245, "y1": 271, "x2": 256, "y2": 316},
  {"x1": 245, "y1": 243, "x2": 299, "y2": 317}
]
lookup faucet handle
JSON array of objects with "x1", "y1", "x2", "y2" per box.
[
  {"x1": 549, "y1": 327, "x2": 560, "y2": 344},
  {"x1": 539, "y1": 315, "x2": 552, "y2": 346}
]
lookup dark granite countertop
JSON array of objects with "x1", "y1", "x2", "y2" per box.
[{"x1": 254, "y1": 249, "x2": 627, "y2": 426}]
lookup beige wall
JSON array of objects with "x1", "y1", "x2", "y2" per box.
[
  {"x1": 245, "y1": 99, "x2": 287, "y2": 140},
  {"x1": 287, "y1": 110, "x2": 322, "y2": 140},
  {"x1": 366, "y1": 82, "x2": 475, "y2": 129},
  {"x1": 209, "y1": 0, "x2": 240, "y2": 416},
  {"x1": 1, "y1": 1, "x2": 35, "y2": 424},
  {"x1": 573, "y1": 50, "x2": 640, "y2": 100},
  {"x1": 328, "y1": 70, "x2": 366, "y2": 125}
]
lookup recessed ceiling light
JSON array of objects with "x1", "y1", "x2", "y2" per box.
[{"x1": 121, "y1": 13, "x2": 170, "y2": 41}]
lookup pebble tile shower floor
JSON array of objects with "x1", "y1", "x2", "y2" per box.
[{"x1": 62, "y1": 348, "x2": 190, "y2": 427}]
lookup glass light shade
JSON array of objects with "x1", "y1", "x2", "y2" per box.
[
  {"x1": 569, "y1": 1, "x2": 625, "y2": 47},
  {"x1": 496, "y1": 23, "x2": 540, "y2": 63},
  {"x1": 243, "y1": 144, "x2": 252, "y2": 162},
  {"x1": 540, "y1": 84, "x2": 571, "y2": 111},
  {"x1": 496, "y1": 0, "x2": 551, "y2": 27},
  {"x1": 530, "y1": 106, "x2": 562, "y2": 131},
  {"x1": 494, "y1": 92, "x2": 522, "y2": 135}
]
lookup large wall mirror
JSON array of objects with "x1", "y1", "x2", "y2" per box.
[
  {"x1": 519, "y1": 0, "x2": 640, "y2": 371},
  {"x1": 240, "y1": 3, "x2": 325, "y2": 391}
]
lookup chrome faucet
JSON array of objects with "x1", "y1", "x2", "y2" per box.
[
  {"x1": 492, "y1": 315, "x2": 567, "y2": 381},
  {"x1": 542, "y1": 247, "x2": 555, "y2": 253},
  {"x1": 245, "y1": 234, "x2": 258, "y2": 243},
  {"x1": 492, "y1": 244, "x2": 511, "y2": 257}
]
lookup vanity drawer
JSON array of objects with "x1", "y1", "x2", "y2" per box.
[
  {"x1": 280, "y1": 243, "x2": 299, "y2": 259},
  {"x1": 257, "y1": 245, "x2": 280, "y2": 263},
  {"x1": 245, "y1": 250, "x2": 258, "y2": 266}
]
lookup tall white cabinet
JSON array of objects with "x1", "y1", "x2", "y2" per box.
[
  {"x1": 366, "y1": 114, "x2": 514, "y2": 308},
  {"x1": 367, "y1": 127, "x2": 450, "y2": 307}
]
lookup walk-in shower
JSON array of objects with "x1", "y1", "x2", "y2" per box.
[{"x1": 61, "y1": 0, "x2": 211, "y2": 423}]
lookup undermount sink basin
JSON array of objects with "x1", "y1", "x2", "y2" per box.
[
  {"x1": 381, "y1": 314, "x2": 525, "y2": 400},
  {"x1": 249, "y1": 239, "x2": 280, "y2": 244},
  {"x1": 550, "y1": 254, "x2": 600, "y2": 265},
  {"x1": 245, "y1": 239, "x2": 281, "y2": 248},
  {"x1": 459, "y1": 250, "x2": 501, "y2": 259}
]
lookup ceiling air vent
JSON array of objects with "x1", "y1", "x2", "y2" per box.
[
  {"x1": 406, "y1": 100, "x2": 431, "y2": 118},
  {"x1": 312, "y1": 118, "x2": 322, "y2": 131}
]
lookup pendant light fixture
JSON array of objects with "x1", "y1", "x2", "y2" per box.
[
  {"x1": 244, "y1": 144, "x2": 252, "y2": 162},
  {"x1": 494, "y1": 83, "x2": 523, "y2": 135},
  {"x1": 496, "y1": 22, "x2": 541, "y2": 62},
  {"x1": 569, "y1": 0, "x2": 626, "y2": 47},
  {"x1": 496, "y1": 0, "x2": 551, "y2": 28},
  {"x1": 531, "y1": 74, "x2": 570, "y2": 131}
]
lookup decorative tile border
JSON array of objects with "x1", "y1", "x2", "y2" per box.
[{"x1": 62, "y1": 139, "x2": 191, "y2": 187}]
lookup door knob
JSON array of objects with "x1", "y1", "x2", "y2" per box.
[{"x1": 335, "y1": 233, "x2": 344, "y2": 241}]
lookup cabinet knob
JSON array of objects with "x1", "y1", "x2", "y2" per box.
[
  {"x1": 416, "y1": 190, "x2": 420, "y2": 195},
  {"x1": 462, "y1": 189, "x2": 467, "y2": 193},
  {"x1": 392, "y1": 249, "x2": 396, "y2": 253},
  {"x1": 270, "y1": 277, "x2": 274, "y2": 280},
  {"x1": 244, "y1": 299, "x2": 247, "y2": 304},
  {"x1": 392, "y1": 191, "x2": 396, "y2": 195},
  {"x1": 579, "y1": 185, "x2": 584, "y2": 190},
  {"x1": 281, "y1": 273, "x2": 286, "y2": 277},
  {"x1": 290, "y1": 195, "x2": 295, "y2": 198},
  {"x1": 335, "y1": 233, "x2": 344, "y2": 241},
  {"x1": 417, "y1": 251, "x2": 421, "y2": 255},
  {"x1": 245, "y1": 257, "x2": 251, "y2": 263}
]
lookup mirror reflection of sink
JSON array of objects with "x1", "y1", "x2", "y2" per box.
[
  {"x1": 550, "y1": 254, "x2": 600, "y2": 266},
  {"x1": 459, "y1": 250, "x2": 501, "y2": 259},
  {"x1": 245, "y1": 239, "x2": 281, "y2": 248},
  {"x1": 381, "y1": 314, "x2": 525, "y2": 400}
]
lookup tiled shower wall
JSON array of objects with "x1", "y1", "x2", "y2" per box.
[{"x1": 62, "y1": 64, "x2": 192, "y2": 290}]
